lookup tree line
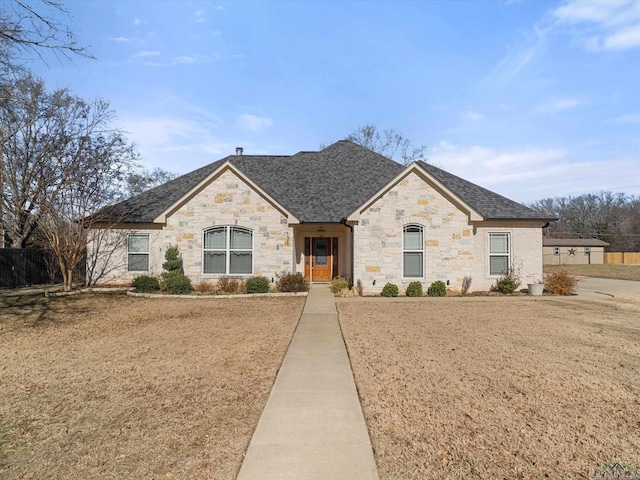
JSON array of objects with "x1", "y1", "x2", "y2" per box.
[
  {"x1": 528, "y1": 192, "x2": 640, "y2": 252},
  {"x1": 1, "y1": 1, "x2": 175, "y2": 289}
]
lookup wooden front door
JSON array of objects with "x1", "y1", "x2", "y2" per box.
[{"x1": 304, "y1": 237, "x2": 338, "y2": 282}]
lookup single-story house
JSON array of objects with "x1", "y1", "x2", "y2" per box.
[
  {"x1": 542, "y1": 238, "x2": 609, "y2": 265},
  {"x1": 92, "y1": 140, "x2": 556, "y2": 294}
]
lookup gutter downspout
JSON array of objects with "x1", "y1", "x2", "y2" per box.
[{"x1": 341, "y1": 218, "x2": 354, "y2": 286}]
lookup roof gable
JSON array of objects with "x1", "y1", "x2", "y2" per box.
[{"x1": 107, "y1": 140, "x2": 555, "y2": 224}]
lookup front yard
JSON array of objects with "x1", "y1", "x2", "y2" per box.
[
  {"x1": 0, "y1": 292, "x2": 305, "y2": 480},
  {"x1": 337, "y1": 294, "x2": 640, "y2": 479}
]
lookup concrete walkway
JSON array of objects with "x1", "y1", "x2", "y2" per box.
[
  {"x1": 575, "y1": 276, "x2": 640, "y2": 299},
  {"x1": 237, "y1": 284, "x2": 379, "y2": 480}
]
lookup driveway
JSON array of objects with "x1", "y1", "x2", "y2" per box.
[{"x1": 576, "y1": 276, "x2": 640, "y2": 299}]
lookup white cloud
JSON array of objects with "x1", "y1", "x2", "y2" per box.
[
  {"x1": 552, "y1": 0, "x2": 640, "y2": 51},
  {"x1": 143, "y1": 54, "x2": 221, "y2": 67},
  {"x1": 535, "y1": 97, "x2": 587, "y2": 113},
  {"x1": 135, "y1": 50, "x2": 161, "y2": 58},
  {"x1": 610, "y1": 112, "x2": 640, "y2": 123},
  {"x1": 110, "y1": 36, "x2": 133, "y2": 43},
  {"x1": 133, "y1": 18, "x2": 142, "y2": 26},
  {"x1": 235, "y1": 114, "x2": 274, "y2": 132},
  {"x1": 464, "y1": 111, "x2": 485, "y2": 121}
]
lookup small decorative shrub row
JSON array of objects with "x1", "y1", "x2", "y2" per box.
[
  {"x1": 378, "y1": 281, "x2": 445, "y2": 297},
  {"x1": 545, "y1": 270, "x2": 578, "y2": 295}
]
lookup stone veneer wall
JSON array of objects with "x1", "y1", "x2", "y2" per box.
[
  {"x1": 353, "y1": 171, "x2": 544, "y2": 295},
  {"x1": 92, "y1": 168, "x2": 294, "y2": 285}
]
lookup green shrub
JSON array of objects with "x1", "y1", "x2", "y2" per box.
[
  {"x1": 162, "y1": 271, "x2": 194, "y2": 294},
  {"x1": 330, "y1": 276, "x2": 350, "y2": 295},
  {"x1": 381, "y1": 283, "x2": 399, "y2": 297},
  {"x1": 427, "y1": 280, "x2": 447, "y2": 297},
  {"x1": 131, "y1": 275, "x2": 160, "y2": 293},
  {"x1": 162, "y1": 245, "x2": 182, "y2": 274},
  {"x1": 545, "y1": 270, "x2": 578, "y2": 295},
  {"x1": 492, "y1": 271, "x2": 520, "y2": 294},
  {"x1": 405, "y1": 281, "x2": 423, "y2": 297},
  {"x1": 245, "y1": 276, "x2": 270, "y2": 294},
  {"x1": 276, "y1": 271, "x2": 309, "y2": 293}
]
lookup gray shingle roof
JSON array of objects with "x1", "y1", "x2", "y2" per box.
[
  {"x1": 109, "y1": 140, "x2": 554, "y2": 224},
  {"x1": 417, "y1": 160, "x2": 556, "y2": 221}
]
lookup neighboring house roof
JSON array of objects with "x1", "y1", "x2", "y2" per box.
[
  {"x1": 108, "y1": 140, "x2": 555, "y2": 224},
  {"x1": 543, "y1": 238, "x2": 610, "y2": 247}
]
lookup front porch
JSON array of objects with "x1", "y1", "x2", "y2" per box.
[{"x1": 292, "y1": 223, "x2": 353, "y2": 283}]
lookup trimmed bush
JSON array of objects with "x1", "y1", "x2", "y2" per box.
[
  {"x1": 492, "y1": 272, "x2": 520, "y2": 294},
  {"x1": 405, "y1": 281, "x2": 423, "y2": 297},
  {"x1": 427, "y1": 280, "x2": 447, "y2": 297},
  {"x1": 276, "y1": 272, "x2": 309, "y2": 293},
  {"x1": 245, "y1": 276, "x2": 270, "y2": 294},
  {"x1": 162, "y1": 271, "x2": 194, "y2": 294},
  {"x1": 381, "y1": 283, "x2": 399, "y2": 297},
  {"x1": 162, "y1": 245, "x2": 182, "y2": 273},
  {"x1": 131, "y1": 275, "x2": 160, "y2": 293},
  {"x1": 330, "y1": 276, "x2": 350, "y2": 295},
  {"x1": 545, "y1": 270, "x2": 578, "y2": 295}
]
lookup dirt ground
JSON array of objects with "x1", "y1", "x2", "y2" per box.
[
  {"x1": 337, "y1": 294, "x2": 640, "y2": 480},
  {"x1": 0, "y1": 292, "x2": 305, "y2": 480}
]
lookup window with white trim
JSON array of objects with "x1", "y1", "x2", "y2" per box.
[
  {"x1": 128, "y1": 234, "x2": 150, "y2": 272},
  {"x1": 403, "y1": 224, "x2": 424, "y2": 278},
  {"x1": 585, "y1": 247, "x2": 591, "y2": 255},
  {"x1": 553, "y1": 246, "x2": 560, "y2": 256},
  {"x1": 203, "y1": 226, "x2": 253, "y2": 275},
  {"x1": 489, "y1": 233, "x2": 510, "y2": 276}
]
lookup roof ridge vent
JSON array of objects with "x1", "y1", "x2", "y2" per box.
[{"x1": 236, "y1": 147, "x2": 243, "y2": 156}]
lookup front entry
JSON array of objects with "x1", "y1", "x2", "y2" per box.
[{"x1": 304, "y1": 237, "x2": 338, "y2": 282}]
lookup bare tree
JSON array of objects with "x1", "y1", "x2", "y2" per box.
[
  {"x1": 1, "y1": 0, "x2": 91, "y2": 73},
  {"x1": 37, "y1": 132, "x2": 137, "y2": 291},
  {"x1": 0, "y1": 74, "x2": 137, "y2": 249},
  {"x1": 126, "y1": 166, "x2": 178, "y2": 197},
  {"x1": 528, "y1": 192, "x2": 638, "y2": 250},
  {"x1": 342, "y1": 124, "x2": 427, "y2": 166}
]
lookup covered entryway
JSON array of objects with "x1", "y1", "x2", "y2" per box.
[{"x1": 304, "y1": 237, "x2": 338, "y2": 282}]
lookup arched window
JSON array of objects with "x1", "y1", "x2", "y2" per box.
[
  {"x1": 403, "y1": 224, "x2": 424, "y2": 278},
  {"x1": 203, "y1": 226, "x2": 253, "y2": 275}
]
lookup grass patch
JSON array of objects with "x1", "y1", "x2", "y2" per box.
[
  {"x1": 0, "y1": 293, "x2": 305, "y2": 479},
  {"x1": 544, "y1": 264, "x2": 640, "y2": 281}
]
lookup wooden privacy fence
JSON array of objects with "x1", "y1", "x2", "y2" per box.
[
  {"x1": 604, "y1": 252, "x2": 640, "y2": 264},
  {"x1": 0, "y1": 249, "x2": 86, "y2": 288}
]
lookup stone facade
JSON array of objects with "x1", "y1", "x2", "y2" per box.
[
  {"x1": 352, "y1": 171, "x2": 543, "y2": 294},
  {"x1": 92, "y1": 167, "x2": 544, "y2": 293},
  {"x1": 92, "y1": 168, "x2": 294, "y2": 285}
]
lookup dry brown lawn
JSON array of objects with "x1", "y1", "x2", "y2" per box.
[
  {"x1": 338, "y1": 294, "x2": 640, "y2": 479},
  {"x1": 544, "y1": 263, "x2": 640, "y2": 281},
  {"x1": 0, "y1": 292, "x2": 305, "y2": 480}
]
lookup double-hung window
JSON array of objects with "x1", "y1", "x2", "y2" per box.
[
  {"x1": 403, "y1": 224, "x2": 424, "y2": 278},
  {"x1": 203, "y1": 226, "x2": 253, "y2": 275},
  {"x1": 489, "y1": 233, "x2": 510, "y2": 276},
  {"x1": 128, "y1": 234, "x2": 150, "y2": 272}
]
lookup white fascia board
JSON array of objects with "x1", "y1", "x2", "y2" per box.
[
  {"x1": 153, "y1": 161, "x2": 300, "y2": 224},
  {"x1": 347, "y1": 162, "x2": 484, "y2": 223}
]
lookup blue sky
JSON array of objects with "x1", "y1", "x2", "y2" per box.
[{"x1": 30, "y1": 0, "x2": 640, "y2": 203}]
